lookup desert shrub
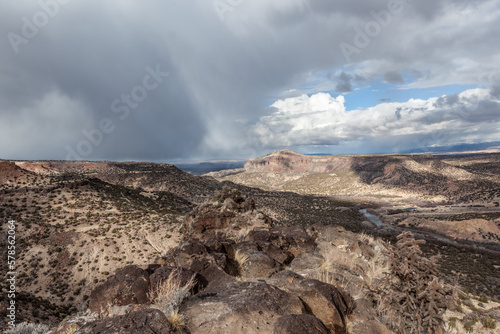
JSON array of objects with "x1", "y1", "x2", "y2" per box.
[
  {"x1": 463, "y1": 299, "x2": 478, "y2": 312},
  {"x1": 478, "y1": 294, "x2": 488, "y2": 303},
  {"x1": 376, "y1": 232, "x2": 458, "y2": 334},
  {"x1": 463, "y1": 318, "x2": 477, "y2": 332},
  {"x1": 148, "y1": 269, "x2": 195, "y2": 316},
  {"x1": 4, "y1": 322, "x2": 49, "y2": 334},
  {"x1": 448, "y1": 317, "x2": 458, "y2": 330},
  {"x1": 455, "y1": 300, "x2": 463, "y2": 313},
  {"x1": 482, "y1": 316, "x2": 496, "y2": 329}
]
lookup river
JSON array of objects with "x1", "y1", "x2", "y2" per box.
[{"x1": 360, "y1": 209, "x2": 383, "y2": 227}]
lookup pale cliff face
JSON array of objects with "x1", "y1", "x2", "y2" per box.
[{"x1": 244, "y1": 150, "x2": 353, "y2": 174}]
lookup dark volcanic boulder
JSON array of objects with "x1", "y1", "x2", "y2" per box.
[
  {"x1": 89, "y1": 265, "x2": 150, "y2": 315},
  {"x1": 201, "y1": 232, "x2": 236, "y2": 254},
  {"x1": 268, "y1": 271, "x2": 355, "y2": 334},
  {"x1": 272, "y1": 226, "x2": 317, "y2": 256},
  {"x1": 273, "y1": 314, "x2": 330, "y2": 334},
  {"x1": 288, "y1": 252, "x2": 325, "y2": 271},
  {"x1": 183, "y1": 187, "x2": 268, "y2": 237},
  {"x1": 181, "y1": 280, "x2": 305, "y2": 334},
  {"x1": 231, "y1": 241, "x2": 281, "y2": 279},
  {"x1": 161, "y1": 240, "x2": 235, "y2": 283},
  {"x1": 188, "y1": 209, "x2": 236, "y2": 233},
  {"x1": 247, "y1": 229, "x2": 281, "y2": 244},
  {"x1": 248, "y1": 226, "x2": 317, "y2": 256},
  {"x1": 77, "y1": 309, "x2": 173, "y2": 334},
  {"x1": 256, "y1": 241, "x2": 294, "y2": 265},
  {"x1": 240, "y1": 251, "x2": 280, "y2": 279},
  {"x1": 149, "y1": 266, "x2": 207, "y2": 294}
]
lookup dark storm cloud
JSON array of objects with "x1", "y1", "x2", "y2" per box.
[
  {"x1": 0, "y1": 1, "x2": 211, "y2": 160},
  {"x1": 0, "y1": 0, "x2": 351, "y2": 160},
  {"x1": 490, "y1": 85, "x2": 500, "y2": 98},
  {"x1": 383, "y1": 71, "x2": 404, "y2": 84},
  {"x1": 0, "y1": 0, "x2": 499, "y2": 160},
  {"x1": 335, "y1": 72, "x2": 353, "y2": 93}
]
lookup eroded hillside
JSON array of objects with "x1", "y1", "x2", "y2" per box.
[{"x1": 211, "y1": 150, "x2": 499, "y2": 201}]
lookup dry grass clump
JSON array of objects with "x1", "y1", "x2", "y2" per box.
[
  {"x1": 168, "y1": 309, "x2": 187, "y2": 333},
  {"x1": 148, "y1": 269, "x2": 195, "y2": 330},
  {"x1": 363, "y1": 243, "x2": 390, "y2": 288},
  {"x1": 235, "y1": 226, "x2": 252, "y2": 242},
  {"x1": 234, "y1": 249, "x2": 249, "y2": 268},
  {"x1": 358, "y1": 232, "x2": 375, "y2": 244},
  {"x1": 233, "y1": 249, "x2": 251, "y2": 280}
]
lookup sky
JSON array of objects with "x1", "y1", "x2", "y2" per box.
[{"x1": 0, "y1": 0, "x2": 499, "y2": 162}]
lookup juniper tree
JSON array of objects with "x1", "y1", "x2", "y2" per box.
[{"x1": 377, "y1": 232, "x2": 458, "y2": 334}]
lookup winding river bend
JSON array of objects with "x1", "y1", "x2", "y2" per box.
[
  {"x1": 360, "y1": 208, "x2": 462, "y2": 247},
  {"x1": 360, "y1": 209, "x2": 383, "y2": 227}
]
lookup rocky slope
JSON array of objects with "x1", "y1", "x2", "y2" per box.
[
  {"x1": 0, "y1": 160, "x2": 40, "y2": 188},
  {"x1": 44, "y1": 188, "x2": 500, "y2": 334},
  {"x1": 13, "y1": 160, "x2": 221, "y2": 204}
]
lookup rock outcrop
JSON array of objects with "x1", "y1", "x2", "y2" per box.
[
  {"x1": 89, "y1": 265, "x2": 151, "y2": 315},
  {"x1": 181, "y1": 280, "x2": 305, "y2": 334},
  {"x1": 273, "y1": 314, "x2": 330, "y2": 334},
  {"x1": 58, "y1": 188, "x2": 359, "y2": 334},
  {"x1": 159, "y1": 239, "x2": 236, "y2": 283},
  {"x1": 268, "y1": 270, "x2": 355, "y2": 333},
  {"x1": 182, "y1": 186, "x2": 271, "y2": 238}
]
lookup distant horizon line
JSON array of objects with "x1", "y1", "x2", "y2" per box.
[{"x1": 3, "y1": 146, "x2": 500, "y2": 165}]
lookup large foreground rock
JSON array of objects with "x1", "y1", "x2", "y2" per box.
[
  {"x1": 268, "y1": 270, "x2": 355, "y2": 334},
  {"x1": 149, "y1": 266, "x2": 207, "y2": 294},
  {"x1": 240, "y1": 250, "x2": 280, "y2": 279},
  {"x1": 89, "y1": 265, "x2": 150, "y2": 316},
  {"x1": 161, "y1": 240, "x2": 236, "y2": 283},
  {"x1": 247, "y1": 226, "x2": 316, "y2": 256},
  {"x1": 77, "y1": 309, "x2": 173, "y2": 334},
  {"x1": 181, "y1": 280, "x2": 305, "y2": 334},
  {"x1": 288, "y1": 251, "x2": 325, "y2": 271},
  {"x1": 273, "y1": 314, "x2": 330, "y2": 334}
]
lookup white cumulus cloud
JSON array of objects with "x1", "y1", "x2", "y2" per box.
[{"x1": 251, "y1": 88, "x2": 500, "y2": 153}]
